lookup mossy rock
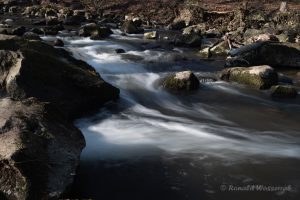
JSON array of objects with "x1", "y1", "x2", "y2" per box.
[
  {"x1": 270, "y1": 85, "x2": 298, "y2": 98},
  {"x1": 219, "y1": 65, "x2": 278, "y2": 89},
  {"x1": 163, "y1": 71, "x2": 200, "y2": 91}
]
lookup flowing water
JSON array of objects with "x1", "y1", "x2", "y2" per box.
[{"x1": 44, "y1": 32, "x2": 300, "y2": 200}]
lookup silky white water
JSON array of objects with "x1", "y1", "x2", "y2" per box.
[
  {"x1": 43, "y1": 32, "x2": 300, "y2": 200},
  {"x1": 43, "y1": 34, "x2": 300, "y2": 161}
]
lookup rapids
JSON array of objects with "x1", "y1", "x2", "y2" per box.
[{"x1": 43, "y1": 31, "x2": 300, "y2": 200}]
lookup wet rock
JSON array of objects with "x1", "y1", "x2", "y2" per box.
[
  {"x1": 115, "y1": 49, "x2": 125, "y2": 54},
  {"x1": 121, "y1": 20, "x2": 144, "y2": 34},
  {"x1": 144, "y1": 31, "x2": 157, "y2": 39},
  {"x1": 271, "y1": 85, "x2": 298, "y2": 98},
  {"x1": 0, "y1": 37, "x2": 120, "y2": 118},
  {"x1": 11, "y1": 26, "x2": 26, "y2": 36},
  {"x1": 54, "y1": 38, "x2": 64, "y2": 47},
  {"x1": 79, "y1": 23, "x2": 113, "y2": 40},
  {"x1": 163, "y1": 71, "x2": 200, "y2": 91},
  {"x1": 226, "y1": 42, "x2": 300, "y2": 68},
  {"x1": 22, "y1": 32, "x2": 41, "y2": 40},
  {"x1": 219, "y1": 65, "x2": 278, "y2": 89}
]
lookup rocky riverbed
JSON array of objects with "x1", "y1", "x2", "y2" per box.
[{"x1": 0, "y1": 0, "x2": 300, "y2": 199}]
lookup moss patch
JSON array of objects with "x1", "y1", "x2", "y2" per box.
[{"x1": 271, "y1": 85, "x2": 298, "y2": 98}]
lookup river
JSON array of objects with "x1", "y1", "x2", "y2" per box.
[{"x1": 44, "y1": 31, "x2": 300, "y2": 200}]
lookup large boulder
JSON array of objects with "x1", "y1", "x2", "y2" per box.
[
  {"x1": 121, "y1": 20, "x2": 144, "y2": 34},
  {"x1": 0, "y1": 98, "x2": 84, "y2": 199},
  {"x1": 163, "y1": 71, "x2": 200, "y2": 91},
  {"x1": 226, "y1": 42, "x2": 300, "y2": 68},
  {"x1": 219, "y1": 65, "x2": 278, "y2": 89},
  {"x1": 0, "y1": 35, "x2": 119, "y2": 199},
  {"x1": 0, "y1": 36, "x2": 119, "y2": 118}
]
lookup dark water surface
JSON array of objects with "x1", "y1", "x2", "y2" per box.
[{"x1": 44, "y1": 31, "x2": 300, "y2": 200}]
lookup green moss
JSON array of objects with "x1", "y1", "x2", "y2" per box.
[
  {"x1": 271, "y1": 85, "x2": 298, "y2": 98},
  {"x1": 229, "y1": 72, "x2": 275, "y2": 89},
  {"x1": 221, "y1": 68, "x2": 278, "y2": 89},
  {"x1": 163, "y1": 75, "x2": 187, "y2": 90}
]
